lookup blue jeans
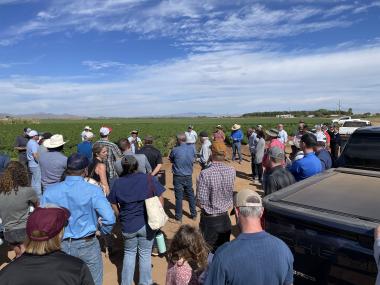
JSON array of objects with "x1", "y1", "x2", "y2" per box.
[
  {"x1": 173, "y1": 175, "x2": 196, "y2": 220},
  {"x1": 232, "y1": 141, "x2": 242, "y2": 161},
  {"x1": 29, "y1": 166, "x2": 41, "y2": 198},
  {"x1": 122, "y1": 225, "x2": 155, "y2": 285},
  {"x1": 61, "y1": 237, "x2": 102, "y2": 285}
]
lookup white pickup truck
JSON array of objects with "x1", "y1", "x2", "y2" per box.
[
  {"x1": 332, "y1": 116, "x2": 352, "y2": 125},
  {"x1": 339, "y1": 119, "x2": 371, "y2": 147}
]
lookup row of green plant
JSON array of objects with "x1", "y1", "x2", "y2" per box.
[{"x1": 0, "y1": 117, "x2": 329, "y2": 158}]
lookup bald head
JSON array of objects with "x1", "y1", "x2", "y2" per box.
[{"x1": 177, "y1": 132, "x2": 187, "y2": 143}]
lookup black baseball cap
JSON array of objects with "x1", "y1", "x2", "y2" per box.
[
  {"x1": 67, "y1": 153, "x2": 89, "y2": 170},
  {"x1": 301, "y1": 133, "x2": 317, "y2": 147}
]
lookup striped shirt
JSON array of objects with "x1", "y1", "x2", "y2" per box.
[
  {"x1": 196, "y1": 162, "x2": 235, "y2": 215},
  {"x1": 95, "y1": 139, "x2": 122, "y2": 179}
]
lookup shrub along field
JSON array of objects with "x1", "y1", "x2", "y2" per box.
[{"x1": 0, "y1": 117, "x2": 330, "y2": 158}]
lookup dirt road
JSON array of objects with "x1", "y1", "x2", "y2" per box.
[{"x1": 0, "y1": 144, "x2": 258, "y2": 285}]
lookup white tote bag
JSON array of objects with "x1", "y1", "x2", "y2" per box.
[{"x1": 145, "y1": 175, "x2": 168, "y2": 230}]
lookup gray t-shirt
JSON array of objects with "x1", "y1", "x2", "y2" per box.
[
  {"x1": 14, "y1": 135, "x2": 28, "y2": 162},
  {"x1": 115, "y1": 151, "x2": 152, "y2": 175},
  {"x1": 0, "y1": 186, "x2": 38, "y2": 231},
  {"x1": 39, "y1": 151, "x2": 67, "y2": 187}
]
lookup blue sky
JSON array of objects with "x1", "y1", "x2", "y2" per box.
[{"x1": 1, "y1": 0, "x2": 380, "y2": 116}]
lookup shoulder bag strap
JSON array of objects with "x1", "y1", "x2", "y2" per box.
[
  {"x1": 88, "y1": 160, "x2": 97, "y2": 179},
  {"x1": 147, "y1": 174, "x2": 156, "y2": 198}
]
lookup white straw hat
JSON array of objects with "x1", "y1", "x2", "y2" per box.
[
  {"x1": 231, "y1": 124, "x2": 241, "y2": 131},
  {"x1": 43, "y1": 134, "x2": 67, "y2": 148}
]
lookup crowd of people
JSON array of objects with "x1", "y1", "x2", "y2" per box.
[{"x1": 0, "y1": 120, "x2": 350, "y2": 285}]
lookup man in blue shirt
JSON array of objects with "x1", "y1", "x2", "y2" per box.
[
  {"x1": 288, "y1": 133, "x2": 322, "y2": 181},
  {"x1": 314, "y1": 137, "x2": 332, "y2": 171},
  {"x1": 0, "y1": 152, "x2": 10, "y2": 175},
  {"x1": 205, "y1": 189, "x2": 294, "y2": 285},
  {"x1": 230, "y1": 124, "x2": 244, "y2": 163},
  {"x1": 77, "y1": 131, "x2": 94, "y2": 163},
  {"x1": 26, "y1": 130, "x2": 42, "y2": 198},
  {"x1": 169, "y1": 132, "x2": 196, "y2": 223},
  {"x1": 41, "y1": 154, "x2": 115, "y2": 285}
]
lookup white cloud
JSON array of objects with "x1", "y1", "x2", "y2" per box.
[
  {"x1": 2, "y1": 46, "x2": 380, "y2": 116},
  {"x1": 322, "y1": 4, "x2": 355, "y2": 18},
  {"x1": 0, "y1": 0, "x2": 32, "y2": 4},
  {"x1": 353, "y1": 1, "x2": 380, "y2": 14},
  {"x1": 0, "y1": 56, "x2": 44, "y2": 68},
  {"x1": 82, "y1": 60, "x2": 128, "y2": 71},
  {"x1": 0, "y1": 1, "x2": 376, "y2": 50}
]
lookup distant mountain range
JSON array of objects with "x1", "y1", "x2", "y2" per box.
[
  {"x1": 0, "y1": 112, "x2": 86, "y2": 119},
  {"x1": 0, "y1": 112, "x2": 231, "y2": 119}
]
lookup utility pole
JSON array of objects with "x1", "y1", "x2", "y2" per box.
[{"x1": 338, "y1": 100, "x2": 341, "y2": 115}]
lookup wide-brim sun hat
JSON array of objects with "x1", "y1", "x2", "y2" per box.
[
  {"x1": 265, "y1": 128, "x2": 279, "y2": 137},
  {"x1": 43, "y1": 134, "x2": 67, "y2": 148},
  {"x1": 231, "y1": 124, "x2": 241, "y2": 131}
]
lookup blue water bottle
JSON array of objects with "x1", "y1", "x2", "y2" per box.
[{"x1": 156, "y1": 232, "x2": 166, "y2": 254}]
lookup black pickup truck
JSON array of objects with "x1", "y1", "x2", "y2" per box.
[{"x1": 263, "y1": 127, "x2": 380, "y2": 285}]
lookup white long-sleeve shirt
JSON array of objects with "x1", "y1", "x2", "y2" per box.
[
  {"x1": 278, "y1": 129, "x2": 288, "y2": 144},
  {"x1": 185, "y1": 130, "x2": 198, "y2": 144},
  {"x1": 199, "y1": 139, "x2": 212, "y2": 166}
]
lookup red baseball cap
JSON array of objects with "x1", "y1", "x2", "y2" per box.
[{"x1": 26, "y1": 207, "x2": 70, "y2": 241}]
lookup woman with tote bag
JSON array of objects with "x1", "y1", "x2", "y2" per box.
[{"x1": 108, "y1": 155, "x2": 166, "y2": 285}]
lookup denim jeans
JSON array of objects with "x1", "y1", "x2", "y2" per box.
[
  {"x1": 232, "y1": 141, "x2": 242, "y2": 161},
  {"x1": 122, "y1": 225, "x2": 155, "y2": 285},
  {"x1": 61, "y1": 237, "x2": 102, "y2": 285},
  {"x1": 29, "y1": 166, "x2": 41, "y2": 198},
  {"x1": 173, "y1": 175, "x2": 196, "y2": 221}
]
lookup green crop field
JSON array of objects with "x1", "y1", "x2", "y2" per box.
[{"x1": 0, "y1": 117, "x2": 332, "y2": 158}]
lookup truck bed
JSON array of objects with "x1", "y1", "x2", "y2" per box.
[
  {"x1": 264, "y1": 167, "x2": 380, "y2": 230},
  {"x1": 280, "y1": 169, "x2": 380, "y2": 222}
]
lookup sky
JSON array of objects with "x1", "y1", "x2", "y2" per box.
[{"x1": 1, "y1": 0, "x2": 380, "y2": 117}]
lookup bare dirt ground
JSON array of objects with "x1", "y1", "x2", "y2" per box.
[
  {"x1": 0, "y1": 144, "x2": 257, "y2": 284},
  {"x1": 103, "y1": 144, "x2": 259, "y2": 285}
]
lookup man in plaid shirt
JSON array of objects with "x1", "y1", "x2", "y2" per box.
[
  {"x1": 95, "y1": 126, "x2": 123, "y2": 181},
  {"x1": 196, "y1": 147, "x2": 236, "y2": 253}
]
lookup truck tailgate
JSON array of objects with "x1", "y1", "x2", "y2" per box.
[{"x1": 263, "y1": 168, "x2": 380, "y2": 284}]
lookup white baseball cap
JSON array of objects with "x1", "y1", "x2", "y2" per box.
[
  {"x1": 84, "y1": 132, "x2": 94, "y2": 140},
  {"x1": 100, "y1": 126, "x2": 112, "y2": 136},
  {"x1": 28, "y1": 130, "x2": 38, "y2": 137}
]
